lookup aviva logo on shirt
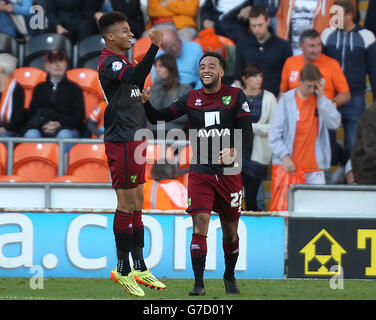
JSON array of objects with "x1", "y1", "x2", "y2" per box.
[
  {"x1": 221, "y1": 96, "x2": 232, "y2": 105},
  {"x1": 131, "y1": 88, "x2": 141, "y2": 97}
]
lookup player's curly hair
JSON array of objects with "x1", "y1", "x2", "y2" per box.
[{"x1": 199, "y1": 52, "x2": 226, "y2": 70}]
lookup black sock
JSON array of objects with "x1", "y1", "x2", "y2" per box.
[
  {"x1": 117, "y1": 250, "x2": 131, "y2": 276},
  {"x1": 191, "y1": 256, "x2": 206, "y2": 288},
  {"x1": 131, "y1": 247, "x2": 147, "y2": 272}
]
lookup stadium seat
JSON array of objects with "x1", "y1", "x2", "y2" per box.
[
  {"x1": 77, "y1": 34, "x2": 106, "y2": 70},
  {"x1": 13, "y1": 143, "x2": 59, "y2": 181},
  {"x1": 23, "y1": 33, "x2": 73, "y2": 69},
  {"x1": 132, "y1": 36, "x2": 152, "y2": 65},
  {"x1": 218, "y1": 35, "x2": 236, "y2": 47},
  {"x1": 66, "y1": 68, "x2": 105, "y2": 118},
  {"x1": 0, "y1": 143, "x2": 7, "y2": 175},
  {"x1": 13, "y1": 67, "x2": 47, "y2": 109},
  {"x1": 144, "y1": 72, "x2": 152, "y2": 89},
  {"x1": 178, "y1": 145, "x2": 193, "y2": 169},
  {"x1": 67, "y1": 143, "x2": 110, "y2": 182},
  {"x1": 145, "y1": 144, "x2": 175, "y2": 179},
  {"x1": 0, "y1": 174, "x2": 32, "y2": 182},
  {"x1": 0, "y1": 33, "x2": 19, "y2": 58},
  {"x1": 49, "y1": 175, "x2": 87, "y2": 182},
  {"x1": 146, "y1": 144, "x2": 175, "y2": 164}
]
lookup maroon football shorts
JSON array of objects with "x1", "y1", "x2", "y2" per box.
[
  {"x1": 104, "y1": 140, "x2": 147, "y2": 189},
  {"x1": 186, "y1": 170, "x2": 242, "y2": 221}
]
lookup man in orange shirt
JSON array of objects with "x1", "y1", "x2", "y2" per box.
[
  {"x1": 280, "y1": 29, "x2": 350, "y2": 183},
  {"x1": 280, "y1": 29, "x2": 350, "y2": 104},
  {"x1": 269, "y1": 63, "x2": 341, "y2": 185}
]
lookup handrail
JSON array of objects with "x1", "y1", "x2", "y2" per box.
[{"x1": 0, "y1": 137, "x2": 190, "y2": 176}]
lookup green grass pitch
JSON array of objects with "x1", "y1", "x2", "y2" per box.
[{"x1": 1, "y1": 277, "x2": 376, "y2": 300}]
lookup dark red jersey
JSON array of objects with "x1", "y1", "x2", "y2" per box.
[
  {"x1": 144, "y1": 84, "x2": 253, "y2": 175},
  {"x1": 98, "y1": 45, "x2": 158, "y2": 142}
]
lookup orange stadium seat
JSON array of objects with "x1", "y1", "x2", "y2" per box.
[
  {"x1": 144, "y1": 71, "x2": 152, "y2": 89},
  {"x1": 0, "y1": 143, "x2": 7, "y2": 175},
  {"x1": 66, "y1": 68, "x2": 105, "y2": 118},
  {"x1": 178, "y1": 145, "x2": 193, "y2": 169},
  {"x1": 145, "y1": 144, "x2": 175, "y2": 179},
  {"x1": 49, "y1": 175, "x2": 87, "y2": 182},
  {"x1": 218, "y1": 35, "x2": 235, "y2": 47},
  {"x1": 67, "y1": 143, "x2": 110, "y2": 182},
  {"x1": 177, "y1": 145, "x2": 192, "y2": 189},
  {"x1": 13, "y1": 143, "x2": 59, "y2": 181},
  {"x1": 13, "y1": 67, "x2": 47, "y2": 109},
  {"x1": 0, "y1": 174, "x2": 32, "y2": 182}
]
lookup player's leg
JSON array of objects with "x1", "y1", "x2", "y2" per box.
[
  {"x1": 186, "y1": 171, "x2": 215, "y2": 296},
  {"x1": 215, "y1": 173, "x2": 242, "y2": 294},
  {"x1": 131, "y1": 183, "x2": 146, "y2": 272},
  {"x1": 131, "y1": 183, "x2": 166, "y2": 289},
  {"x1": 220, "y1": 217, "x2": 240, "y2": 294},
  {"x1": 111, "y1": 187, "x2": 145, "y2": 297},
  {"x1": 189, "y1": 211, "x2": 211, "y2": 296},
  {"x1": 105, "y1": 141, "x2": 145, "y2": 296}
]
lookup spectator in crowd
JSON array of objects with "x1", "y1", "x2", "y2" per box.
[
  {"x1": 146, "y1": 0, "x2": 199, "y2": 41},
  {"x1": 149, "y1": 53, "x2": 191, "y2": 136},
  {"x1": 24, "y1": 50, "x2": 85, "y2": 151},
  {"x1": 153, "y1": 29, "x2": 203, "y2": 89},
  {"x1": 364, "y1": 0, "x2": 375, "y2": 36},
  {"x1": 200, "y1": 0, "x2": 252, "y2": 43},
  {"x1": 253, "y1": 0, "x2": 280, "y2": 32},
  {"x1": 86, "y1": 100, "x2": 106, "y2": 139},
  {"x1": 280, "y1": 29, "x2": 350, "y2": 183},
  {"x1": 194, "y1": 26, "x2": 236, "y2": 84},
  {"x1": 344, "y1": 159, "x2": 354, "y2": 184},
  {"x1": 240, "y1": 63, "x2": 277, "y2": 211},
  {"x1": 234, "y1": 5, "x2": 292, "y2": 97},
  {"x1": 321, "y1": 0, "x2": 376, "y2": 181},
  {"x1": 351, "y1": 102, "x2": 376, "y2": 185},
  {"x1": 276, "y1": 0, "x2": 357, "y2": 55},
  {"x1": 0, "y1": 53, "x2": 25, "y2": 137},
  {"x1": 0, "y1": 0, "x2": 32, "y2": 39},
  {"x1": 269, "y1": 63, "x2": 341, "y2": 186},
  {"x1": 45, "y1": 0, "x2": 95, "y2": 43},
  {"x1": 84, "y1": 0, "x2": 145, "y2": 39}
]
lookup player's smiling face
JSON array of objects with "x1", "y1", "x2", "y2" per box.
[
  {"x1": 199, "y1": 56, "x2": 224, "y2": 90},
  {"x1": 109, "y1": 21, "x2": 134, "y2": 51}
]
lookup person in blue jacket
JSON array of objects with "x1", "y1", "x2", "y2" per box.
[{"x1": 321, "y1": 0, "x2": 376, "y2": 171}]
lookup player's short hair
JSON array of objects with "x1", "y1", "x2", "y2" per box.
[
  {"x1": 241, "y1": 63, "x2": 263, "y2": 78},
  {"x1": 299, "y1": 29, "x2": 320, "y2": 44},
  {"x1": 98, "y1": 11, "x2": 128, "y2": 37},
  {"x1": 334, "y1": 0, "x2": 356, "y2": 15},
  {"x1": 199, "y1": 51, "x2": 226, "y2": 70},
  {"x1": 300, "y1": 63, "x2": 323, "y2": 81},
  {"x1": 249, "y1": 5, "x2": 269, "y2": 20}
]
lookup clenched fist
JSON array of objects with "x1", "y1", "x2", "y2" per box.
[{"x1": 148, "y1": 29, "x2": 163, "y2": 47}]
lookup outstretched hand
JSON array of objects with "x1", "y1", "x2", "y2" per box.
[
  {"x1": 219, "y1": 148, "x2": 237, "y2": 165},
  {"x1": 141, "y1": 87, "x2": 151, "y2": 104}
]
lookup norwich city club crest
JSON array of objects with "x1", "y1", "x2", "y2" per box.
[
  {"x1": 130, "y1": 175, "x2": 137, "y2": 183},
  {"x1": 221, "y1": 96, "x2": 232, "y2": 105}
]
